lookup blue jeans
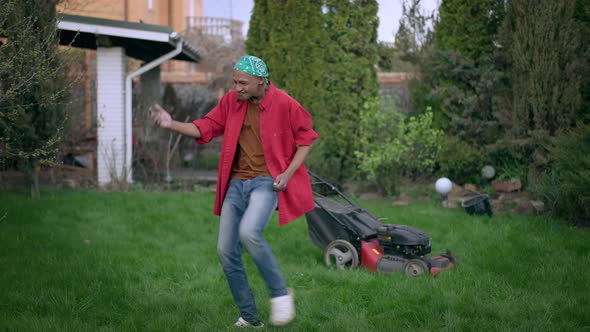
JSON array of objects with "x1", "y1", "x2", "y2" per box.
[{"x1": 217, "y1": 176, "x2": 288, "y2": 323}]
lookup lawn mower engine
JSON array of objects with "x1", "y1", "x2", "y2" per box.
[
  {"x1": 377, "y1": 224, "x2": 432, "y2": 257},
  {"x1": 361, "y1": 224, "x2": 456, "y2": 277}
]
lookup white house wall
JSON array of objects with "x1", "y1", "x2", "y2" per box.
[{"x1": 96, "y1": 47, "x2": 127, "y2": 186}]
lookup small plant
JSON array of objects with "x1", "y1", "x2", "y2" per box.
[{"x1": 496, "y1": 158, "x2": 528, "y2": 183}]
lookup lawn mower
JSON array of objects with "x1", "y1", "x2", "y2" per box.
[{"x1": 305, "y1": 171, "x2": 457, "y2": 277}]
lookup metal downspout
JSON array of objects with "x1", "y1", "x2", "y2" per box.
[{"x1": 124, "y1": 34, "x2": 183, "y2": 182}]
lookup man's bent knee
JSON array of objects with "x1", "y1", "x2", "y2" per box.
[{"x1": 239, "y1": 227, "x2": 264, "y2": 249}]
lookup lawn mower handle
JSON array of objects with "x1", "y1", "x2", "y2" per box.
[{"x1": 307, "y1": 170, "x2": 356, "y2": 206}]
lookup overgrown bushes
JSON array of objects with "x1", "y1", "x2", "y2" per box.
[
  {"x1": 435, "y1": 135, "x2": 485, "y2": 185},
  {"x1": 532, "y1": 123, "x2": 590, "y2": 226}
]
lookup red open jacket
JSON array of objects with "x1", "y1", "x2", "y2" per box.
[{"x1": 192, "y1": 83, "x2": 319, "y2": 225}]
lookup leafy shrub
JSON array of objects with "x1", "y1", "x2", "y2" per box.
[
  {"x1": 532, "y1": 123, "x2": 590, "y2": 226},
  {"x1": 355, "y1": 98, "x2": 442, "y2": 196},
  {"x1": 435, "y1": 135, "x2": 485, "y2": 185}
]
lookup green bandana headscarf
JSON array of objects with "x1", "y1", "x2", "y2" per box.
[{"x1": 234, "y1": 55, "x2": 270, "y2": 86}]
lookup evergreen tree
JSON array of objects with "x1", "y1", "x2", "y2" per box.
[
  {"x1": 246, "y1": 0, "x2": 380, "y2": 181},
  {"x1": 0, "y1": 0, "x2": 68, "y2": 197},
  {"x1": 504, "y1": 0, "x2": 583, "y2": 137},
  {"x1": 397, "y1": 0, "x2": 433, "y2": 60},
  {"x1": 245, "y1": 0, "x2": 270, "y2": 60},
  {"x1": 246, "y1": 0, "x2": 326, "y2": 120},
  {"x1": 322, "y1": 0, "x2": 379, "y2": 180},
  {"x1": 436, "y1": 0, "x2": 504, "y2": 61},
  {"x1": 419, "y1": 0, "x2": 506, "y2": 144},
  {"x1": 264, "y1": 0, "x2": 326, "y2": 116},
  {"x1": 376, "y1": 42, "x2": 395, "y2": 72},
  {"x1": 394, "y1": 21, "x2": 417, "y2": 59},
  {"x1": 392, "y1": 16, "x2": 423, "y2": 72},
  {"x1": 573, "y1": 0, "x2": 590, "y2": 116}
]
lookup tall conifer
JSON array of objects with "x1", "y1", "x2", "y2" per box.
[
  {"x1": 245, "y1": 0, "x2": 270, "y2": 60},
  {"x1": 505, "y1": 0, "x2": 582, "y2": 137},
  {"x1": 246, "y1": 0, "x2": 379, "y2": 181},
  {"x1": 423, "y1": 0, "x2": 505, "y2": 144},
  {"x1": 436, "y1": 0, "x2": 504, "y2": 61},
  {"x1": 322, "y1": 0, "x2": 379, "y2": 179}
]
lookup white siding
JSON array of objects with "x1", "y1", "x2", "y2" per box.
[{"x1": 96, "y1": 47, "x2": 127, "y2": 186}]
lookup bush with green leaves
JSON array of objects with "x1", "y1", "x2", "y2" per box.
[
  {"x1": 355, "y1": 98, "x2": 442, "y2": 196},
  {"x1": 435, "y1": 135, "x2": 485, "y2": 185},
  {"x1": 532, "y1": 123, "x2": 590, "y2": 226}
]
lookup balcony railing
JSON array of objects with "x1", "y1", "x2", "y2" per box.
[{"x1": 185, "y1": 16, "x2": 244, "y2": 42}]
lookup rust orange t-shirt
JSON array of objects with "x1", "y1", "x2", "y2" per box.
[{"x1": 231, "y1": 102, "x2": 271, "y2": 179}]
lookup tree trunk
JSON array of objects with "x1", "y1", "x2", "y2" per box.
[
  {"x1": 24, "y1": 161, "x2": 40, "y2": 198},
  {"x1": 31, "y1": 164, "x2": 40, "y2": 198}
]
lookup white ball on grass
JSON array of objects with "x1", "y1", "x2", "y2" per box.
[{"x1": 435, "y1": 177, "x2": 452, "y2": 195}]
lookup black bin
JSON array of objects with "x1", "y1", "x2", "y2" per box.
[{"x1": 461, "y1": 194, "x2": 493, "y2": 217}]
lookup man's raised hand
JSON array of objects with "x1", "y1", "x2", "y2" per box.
[{"x1": 150, "y1": 103, "x2": 172, "y2": 129}]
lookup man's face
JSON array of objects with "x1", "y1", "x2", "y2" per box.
[{"x1": 233, "y1": 70, "x2": 264, "y2": 101}]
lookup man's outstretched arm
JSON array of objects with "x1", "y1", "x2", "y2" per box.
[{"x1": 150, "y1": 103, "x2": 201, "y2": 138}]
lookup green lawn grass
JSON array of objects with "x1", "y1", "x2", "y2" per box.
[{"x1": 0, "y1": 190, "x2": 588, "y2": 331}]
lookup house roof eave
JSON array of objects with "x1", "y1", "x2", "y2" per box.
[{"x1": 57, "y1": 14, "x2": 200, "y2": 63}]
